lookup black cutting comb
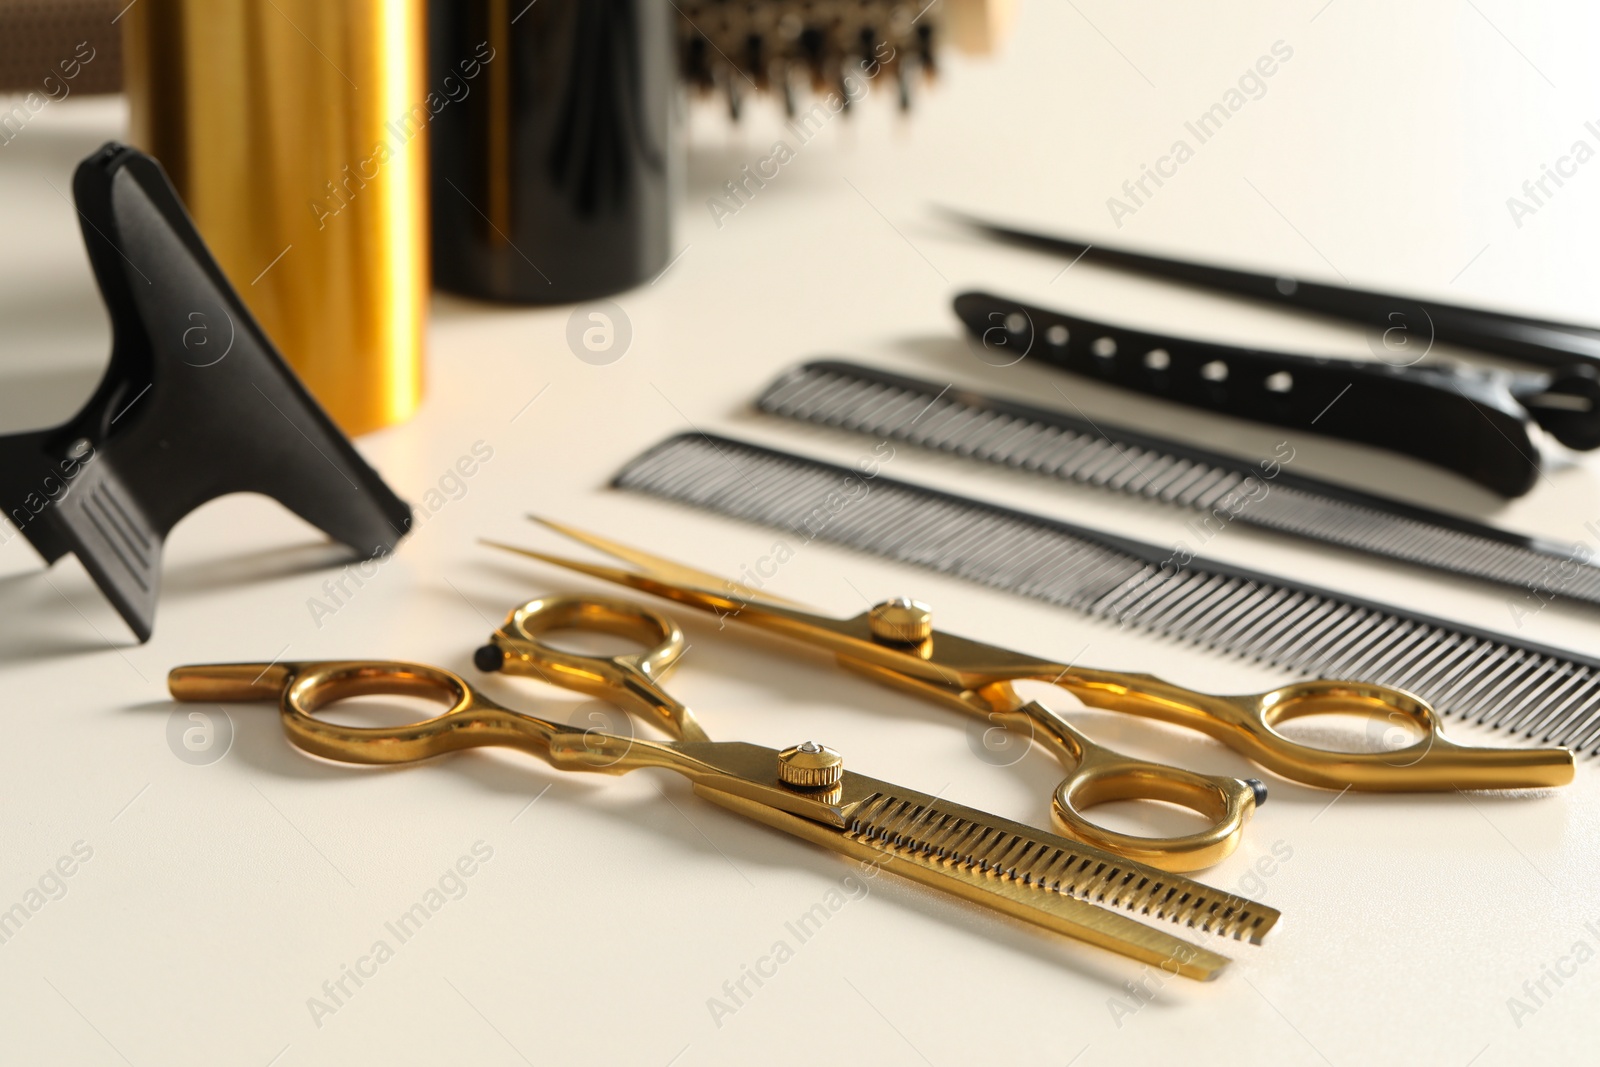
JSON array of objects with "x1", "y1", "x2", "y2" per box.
[
  {"x1": 0, "y1": 143, "x2": 411, "y2": 641},
  {"x1": 757, "y1": 359, "x2": 1600, "y2": 606},
  {"x1": 615, "y1": 433, "x2": 1600, "y2": 753}
]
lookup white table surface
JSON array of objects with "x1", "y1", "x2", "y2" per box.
[{"x1": 3, "y1": 2, "x2": 1600, "y2": 1063}]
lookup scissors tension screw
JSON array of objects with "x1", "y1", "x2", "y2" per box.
[
  {"x1": 869, "y1": 598, "x2": 933, "y2": 644},
  {"x1": 778, "y1": 741, "x2": 844, "y2": 789}
]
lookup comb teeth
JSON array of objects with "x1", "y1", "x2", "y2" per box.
[
  {"x1": 847, "y1": 792, "x2": 1277, "y2": 944},
  {"x1": 757, "y1": 361, "x2": 1600, "y2": 608},
  {"x1": 52, "y1": 460, "x2": 161, "y2": 641},
  {"x1": 615, "y1": 432, "x2": 1600, "y2": 754}
]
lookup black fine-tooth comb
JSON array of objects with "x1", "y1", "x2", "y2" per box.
[
  {"x1": 0, "y1": 144, "x2": 411, "y2": 641},
  {"x1": 756, "y1": 360, "x2": 1600, "y2": 611}
]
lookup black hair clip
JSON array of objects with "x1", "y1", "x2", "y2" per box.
[
  {"x1": 949, "y1": 211, "x2": 1600, "y2": 372},
  {"x1": 948, "y1": 213, "x2": 1600, "y2": 498},
  {"x1": 954, "y1": 290, "x2": 1600, "y2": 498},
  {"x1": 0, "y1": 144, "x2": 411, "y2": 641}
]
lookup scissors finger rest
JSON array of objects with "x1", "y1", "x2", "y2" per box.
[
  {"x1": 1058, "y1": 672, "x2": 1577, "y2": 792},
  {"x1": 166, "y1": 659, "x2": 617, "y2": 767},
  {"x1": 837, "y1": 656, "x2": 1265, "y2": 872}
]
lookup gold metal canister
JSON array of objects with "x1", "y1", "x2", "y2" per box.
[{"x1": 123, "y1": 0, "x2": 427, "y2": 435}]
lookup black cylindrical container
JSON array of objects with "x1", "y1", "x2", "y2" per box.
[{"x1": 428, "y1": 0, "x2": 672, "y2": 303}]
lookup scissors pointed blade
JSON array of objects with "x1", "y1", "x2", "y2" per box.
[
  {"x1": 484, "y1": 522, "x2": 836, "y2": 635},
  {"x1": 525, "y1": 516, "x2": 812, "y2": 603},
  {"x1": 483, "y1": 539, "x2": 680, "y2": 598}
]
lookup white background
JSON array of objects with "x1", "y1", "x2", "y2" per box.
[{"x1": 2, "y1": 1, "x2": 1599, "y2": 1063}]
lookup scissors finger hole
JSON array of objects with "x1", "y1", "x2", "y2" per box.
[
  {"x1": 1070, "y1": 797, "x2": 1220, "y2": 839},
  {"x1": 289, "y1": 664, "x2": 470, "y2": 721},
  {"x1": 309, "y1": 693, "x2": 458, "y2": 729},
  {"x1": 1271, "y1": 710, "x2": 1426, "y2": 754},
  {"x1": 506, "y1": 595, "x2": 682, "y2": 666},
  {"x1": 1259, "y1": 685, "x2": 1433, "y2": 755},
  {"x1": 532, "y1": 628, "x2": 652, "y2": 658}
]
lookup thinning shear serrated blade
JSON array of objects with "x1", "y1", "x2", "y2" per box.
[{"x1": 695, "y1": 783, "x2": 1247, "y2": 980}]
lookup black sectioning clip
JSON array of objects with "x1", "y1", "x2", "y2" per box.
[
  {"x1": 0, "y1": 144, "x2": 412, "y2": 641},
  {"x1": 951, "y1": 214, "x2": 1600, "y2": 498},
  {"x1": 954, "y1": 291, "x2": 1600, "y2": 498}
]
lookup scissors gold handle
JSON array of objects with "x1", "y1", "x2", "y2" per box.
[
  {"x1": 168, "y1": 593, "x2": 1289, "y2": 979},
  {"x1": 487, "y1": 520, "x2": 1575, "y2": 871},
  {"x1": 1038, "y1": 666, "x2": 1572, "y2": 792},
  {"x1": 166, "y1": 657, "x2": 652, "y2": 773},
  {"x1": 167, "y1": 597, "x2": 706, "y2": 774},
  {"x1": 477, "y1": 599, "x2": 1252, "y2": 867},
  {"x1": 843, "y1": 609, "x2": 1574, "y2": 795},
  {"x1": 840, "y1": 657, "x2": 1263, "y2": 872},
  {"x1": 470, "y1": 595, "x2": 712, "y2": 743}
]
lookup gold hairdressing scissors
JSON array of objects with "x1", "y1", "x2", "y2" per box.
[
  {"x1": 486, "y1": 519, "x2": 1574, "y2": 871},
  {"x1": 169, "y1": 593, "x2": 1281, "y2": 980}
]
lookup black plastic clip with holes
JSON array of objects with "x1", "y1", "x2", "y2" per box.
[
  {"x1": 950, "y1": 211, "x2": 1600, "y2": 373},
  {"x1": 0, "y1": 143, "x2": 412, "y2": 641},
  {"x1": 953, "y1": 290, "x2": 1600, "y2": 499}
]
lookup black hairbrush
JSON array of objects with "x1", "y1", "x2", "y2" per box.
[{"x1": 676, "y1": 0, "x2": 1014, "y2": 117}]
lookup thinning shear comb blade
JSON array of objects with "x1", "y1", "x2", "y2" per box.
[{"x1": 699, "y1": 785, "x2": 1239, "y2": 980}]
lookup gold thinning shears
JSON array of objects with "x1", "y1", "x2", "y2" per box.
[
  {"x1": 486, "y1": 518, "x2": 1574, "y2": 871},
  {"x1": 169, "y1": 593, "x2": 1281, "y2": 980}
]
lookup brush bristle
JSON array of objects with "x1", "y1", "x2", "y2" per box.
[{"x1": 676, "y1": 0, "x2": 943, "y2": 118}]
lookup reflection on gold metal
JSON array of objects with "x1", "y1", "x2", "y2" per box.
[
  {"x1": 123, "y1": 0, "x2": 426, "y2": 435},
  {"x1": 170, "y1": 592, "x2": 1287, "y2": 979},
  {"x1": 867, "y1": 597, "x2": 934, "y2": 644},
  {"x1": 486, "y1": 518, "x2": 1576, "y2": 870},
  {"x1": 776, "y1": 741, "x2": 844, "y2": 789}
]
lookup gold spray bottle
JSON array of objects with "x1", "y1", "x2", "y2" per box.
[{"x1": 123, "y1": 0, "x2": 428, "y2": 436}]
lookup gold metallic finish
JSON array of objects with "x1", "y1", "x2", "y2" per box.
[
  {"x1": 487, "y1": 518, "x2": 1575, "y2": 871},
  {"x1": 868, "y1": 598, "x2": 934, "y2": 644},
  {"x1": 170, "y1": 591, "x2": 1285, "y2": 978},
  {"x1": 778, "y1": 742, "x2": 844, "y2": 788},
  {"x1": 123, "y1": 0, "x2": 427, "y2": 435}
]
